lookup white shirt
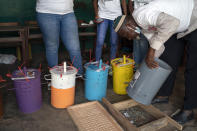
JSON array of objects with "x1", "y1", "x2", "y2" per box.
[
  {"x1": 133, "y1": 0, "x2": 193, "y2": 33},
  {"x1": 36, "y1": 0, "x2": 73, "y2": 15},
  {"x1": 98, "y1": 0, "x2": 122, "y2": 20},
  {"x1": 133, "y1": 0, "x2": 194, "y2": 54}
]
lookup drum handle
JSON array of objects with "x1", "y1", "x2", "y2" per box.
[
  {"x1": 76, "y1": 74, "x2": 83, "y2": 78},
  {"x1": 76, "y1": 74, "x2": 86, "y2": 80},
  {"x1": 44, "y1": 74, "x2": 51, "y2": 81},
  {"x1": 118, "y1": 62, "x2": 133, "y2": 67}
]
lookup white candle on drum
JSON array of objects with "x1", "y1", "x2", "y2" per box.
[{"x1": 64, "y1": 62, "x2": 67, "y2": 73}]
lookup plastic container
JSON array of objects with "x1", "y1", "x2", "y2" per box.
[
  {"x1": 0, "y1": 87, "x2": 3, "y2": 118},
  {"x1": 45, "y1": 62, "x2": 78, "y2": 108},
  {"x1": 51, "y1": 86, "x2": 75, "y2": 108},
  {"x1": 111, "y1": 55, "x2": 134, "y2": 95},
  {"x1": 12, "y1": 68, "x2": 42, "y2": 114},
  {"x1": 127, "y1": 58, "x2": 172, "y2": 105},
  {"x1": 84, "y1": 60, "x2": 110, "y2": 101}
]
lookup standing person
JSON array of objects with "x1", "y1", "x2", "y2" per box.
[
  {"x1": 128, "y1": 0, "x2": 152, "y2": 66},
  {"x1": 114, "y1": 0, "x2": 197, "y2": 124},
  {"x1": 36, "y1": 0, "x2": 83, "y2": 74},
  {"x1": 93, "y1": 0, "x2": 127, "y2": 61}
]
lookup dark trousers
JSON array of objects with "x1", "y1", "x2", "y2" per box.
[{"x1": 158, "y1": 29, "x2": 197, "y2": 110}]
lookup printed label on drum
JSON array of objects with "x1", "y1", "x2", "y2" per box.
[
  {"x1": 134, "y1": 70, "x2": 140, "y2": 80},
  {"x1": 129, "y1": 70, "x2": 140, "y2": 88}
]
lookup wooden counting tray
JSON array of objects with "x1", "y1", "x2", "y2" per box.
[
  {"x1": 102, "y1": 98, "x2": 183, "y2": 131},
  {"x1": 67, "y1": 101, "x2": 123, "y2": 131}
]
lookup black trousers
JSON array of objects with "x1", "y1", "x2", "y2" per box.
[{"x1": 158, "y1": 29, "x2": 197, "y2": 110}]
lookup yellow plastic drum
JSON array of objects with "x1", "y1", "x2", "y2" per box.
[{"x1": 111, "y1": 55, "x2": 134, "y2": 95}]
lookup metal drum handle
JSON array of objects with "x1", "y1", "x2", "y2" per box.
[{"x1": 44, "y1": 74, "x2": 51, "y2": 81}]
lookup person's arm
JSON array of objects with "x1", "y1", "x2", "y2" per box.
[
  {"x1": 128, "y1": 0, "x2": 134, "y2": 15},
  {"x1": 93, "y1": 0, "x2": 99, "y2": 19},
  {"x1": 145, "y1": 12, "x2": 180, "y2": 68},
  {"x1": 121, "y1": 0, "x2": 127, "y2": 15},
  {"x1": 149, "y1": 13, "x2": 180, "y2": 52}
]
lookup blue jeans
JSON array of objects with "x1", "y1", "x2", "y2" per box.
[
  {"x1": 36, "y1": 12, "x2": 83, "y2": 74},
  {"x1": 95, "y1": 19, "x2": 118, "y2": 61},
  {"x1": 133, "y1": 33, "x2": 149, "y2": 65}
]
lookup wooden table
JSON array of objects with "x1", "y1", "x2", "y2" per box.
[{"x1": 0, "y1": 26, "x2": 28, "y2": 64}]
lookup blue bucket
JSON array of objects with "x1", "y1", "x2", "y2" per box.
[{"x1": 84, "y1": 60, "x2": 110, "y2": 101}]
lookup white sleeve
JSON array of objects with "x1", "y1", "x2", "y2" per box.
[
  {"x1": 133, "y1": 6, "x2": 161, "y2": 29},
  {"x1": 149, "y1": 12, "x2": 180, "y2": 50},
  {"x1": 133, "y1": 7, "x2": 180, "y2": 51}
]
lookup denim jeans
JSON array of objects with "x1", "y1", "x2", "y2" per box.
[
  {"x1": 133, "y1": 33, "x2": 149, "y2": 65},
  {"x1": 37, "y1": 12, "x2": 83, "y2": 74},
  {"x1": 95, "y1": 19, "x2": 118, "y2": 61}
]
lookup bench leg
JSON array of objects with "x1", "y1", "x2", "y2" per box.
[
  {"x1": 28, "y1": 43, "x2": 32, "y2": 59},
  {"x1": 16, "y1": 46, "x2": 21, "y2": 61}
]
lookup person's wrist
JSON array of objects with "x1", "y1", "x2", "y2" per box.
[
  {"x1": 149, "y1": 47, "x2": 156, "y2": 53},
  {"x1": 95, "y1": 15, "x2": 99, "y2": 19},
  {"x1": 148, "y1": 48, "x2": 156, "y2": 58}
]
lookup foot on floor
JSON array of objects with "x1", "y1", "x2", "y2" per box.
[
  {"x1": 172, "y1": 109, "x2": 194, "y2": 124},
  {"x1": 151, "y1": 96, "x2": 169, "y2": 104}
]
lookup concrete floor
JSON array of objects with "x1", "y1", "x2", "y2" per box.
[{"x1": 0, "y1": 51, "x2": 197, "y2": 131}]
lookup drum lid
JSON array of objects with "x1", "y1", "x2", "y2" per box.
[
  {"x1": 50, "y1": 66, "x2": 77, "y2": 75},
  {"x1": 84, "y1": 61, "x2": 110, "y2": 72}
]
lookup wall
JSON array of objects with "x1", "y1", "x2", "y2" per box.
[
  {"x1": 0, "y1": 0, "x2": 94, "y2": 24},
  {"x1": 0, "y1": 0, "x2": 96, "y2": 54},
  {"x1": 0, "y1": 0, "x2": 36, "y2": 24}
]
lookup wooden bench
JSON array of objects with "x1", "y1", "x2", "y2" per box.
[
  {"x1": 25, "y1": 21, "x2": 97, "y2": 60},
  {"x1": 78, "y1": 23, "x2": 97, "y2": 58},
  {"x1": 25, "y1": 21, "x2": 43, "y2": 60},
  {"x1": 0, "y1": 22, "x2": 27, "y2": 64}
]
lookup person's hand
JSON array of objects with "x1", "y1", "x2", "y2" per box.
[
  {"x1": 145, "y1": 47, "x2": 159, "y2": 69},
  {"x1": 95, "y1": 15, "x2": 99, "y2": 20},
  {"x1": 94, "y1": 16, "x2": 103, "y2": 24}
]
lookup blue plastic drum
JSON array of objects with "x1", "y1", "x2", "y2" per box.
[{"x1": 84, "y1": 60, "x2": 110, "y2": 101}]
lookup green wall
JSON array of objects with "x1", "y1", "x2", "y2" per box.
[
  {"x1": 74, "y1": 0, "x2": 95, "y2": 22},
  {"x1": 0, "y1": 0, "x2": 95, "y2": 53},
  {"x1": 0, "y1": 0, "x2": 129, "y2": 53},
  {"x1": 0, "y1": 0, "x2": 36, "y2": 24},
  {"x1": 0, "y1": 0, "x2": 94, "y2": 24}
]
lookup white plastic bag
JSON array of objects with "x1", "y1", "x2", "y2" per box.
[{"x1": 0, "y1": 54, "x2": 16, "y2": 64}]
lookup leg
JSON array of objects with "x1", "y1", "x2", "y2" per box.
[
  {"x1": 171, "y1": 35, "x2": 197, "y2": 123},
  {"x1": 60, "y1": 13, "x2": 83, "y2": 74},
  {"x1": 172, "y1": 32, "x2": 197, "y2": 123},
  {"x1": 184, "y1": 29, "x2": 197, "y2": 110},
  {"x1": 133, "y1": 33, "x2": 149, "y2": 65},
  {"x1": 158, "y1": 34, "x2": 185, "y2": 96},
  {"x1": 109, "y1": 20, "x2": 118, "y2": 60},
  {"x1": 37, "y1": 13, "x2": 60, "y2": 68},
  {"x1": 95, "y1": 19, "x2": 109, "y2": 61}
]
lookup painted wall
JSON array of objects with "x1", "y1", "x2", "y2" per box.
[
  {"x1": 0, "y1": 0, "x2": 128, "y2": 53},
  {"x1": 0, "y1": 0, "x2": 94, "y2": 24},
  {"x1": 0, "y1": 0, "x2": 95, "y2": 53}
]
